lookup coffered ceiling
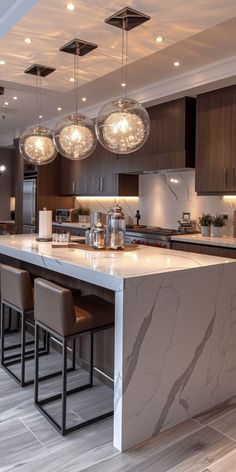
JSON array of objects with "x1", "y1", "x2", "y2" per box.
[{"x1": 1, "y1": 0, "x2": 236, "y2": 145}]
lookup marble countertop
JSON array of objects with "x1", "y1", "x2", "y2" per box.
[
  {"x1": 171, "y1": 233, "x2": 236, "y2": 248},
  {"x1": 0, "y1": 234, "x2": 235, "y2": 291},
  {"x1": 52, "y1": 222, "x2": 89, "y2": 229}
]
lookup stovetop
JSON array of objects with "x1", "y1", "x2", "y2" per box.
[{"x1": 126, "y1": 226, "x2": 180, "y2": 236}]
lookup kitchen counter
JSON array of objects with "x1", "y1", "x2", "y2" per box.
[
  {"x1": 171, "y1": 233, "x2": 236, "y2": 248},
  {"x1": 52, "y1": 221, "x2": 89, "y2": 229},
  {"x1": 1, "y1": 234, "x2": 236, "y2": 452},
  {"x1": 0, "y1": 234, "x2": 232, "y2": 291}
]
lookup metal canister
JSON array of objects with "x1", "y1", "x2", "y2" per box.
[
  {"x1": 106, "y1": 205, "x2": 126, "y2": 250},
  {"x1": 92, "y1": 220, "x2": 106, "y2": 249}
]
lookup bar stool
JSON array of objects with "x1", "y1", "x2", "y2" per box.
[
  {"x1": 34, "y1": 278, "x2": 114, "y2": 435},
  {"x1": 0, "y1": 264, "x2": 48, "y2": 387},
  {"x1": 0, "y1": 264, "x2": 18, "y2": 334}
]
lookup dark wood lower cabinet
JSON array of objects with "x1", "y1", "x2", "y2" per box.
[{"x1": 171, "y1": 240, "x2": 236, "y2": 259}]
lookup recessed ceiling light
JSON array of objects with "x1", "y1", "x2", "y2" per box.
[
  {"x1": 4, "y1": 102, "x2": 8, "y2": 106},
  {"x1": 174, "y1": 61, "x2": 180, "y2": 67},
  {"x1": 69, "y1": 77, "x2": 74, "y2": 82},
  {"x1": 57, "y1": 107, "x2": 62, "y2": 111},
  {"x1": 155, "y1": 36, "x2": 164, "y2": 43},
  {"x1": 0, "y1": 60, "x2": 5, "y2": 65},
  {"x1": 13, "y1": 96, "x2": 18, "y2": 100},
  {"x1": 121, "y1": 82, "x2": 126, "y2": 87},
  {"x1": 38, "y1": 114, "x2": 43, "y2": 119},
  {"x1": 82, "y1": 97, "x2": 87, "y2": 102},
  {"x1": 65, "y1": 3, "x2": 75, "y2": 11},
  {"x1": 24, "y1": 37, "x2": 32, "y2": 44}
]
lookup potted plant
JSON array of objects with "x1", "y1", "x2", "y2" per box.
[
  {"x1": 198, "y1": 213, "x2": 213, "y2": 236},
  {"x1": 74, "y1": 205, "x2": 90, "y2": 224},
  {"x1": 212, "y1": 214, "x2": 225, "y2": 237}
]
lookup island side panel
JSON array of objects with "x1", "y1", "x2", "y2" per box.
[{"x1": 114, "y1": 262, "x2": 236, "y2": 451}]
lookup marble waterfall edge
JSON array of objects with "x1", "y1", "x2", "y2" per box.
[{"x1": 114, "y1": 262, "x2": 236, "y2": 451}]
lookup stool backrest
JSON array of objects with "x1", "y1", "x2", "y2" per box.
[
  {"x1": 34, "y1": 278, "x2": 75, "y2": 337},
  {"x1": 0, "y1": 264, "x2": 33, "y2": 311}
]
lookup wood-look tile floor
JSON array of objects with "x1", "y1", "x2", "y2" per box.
[{"x1": 1, "y1": 336, "x2": 236, "y2": 471}]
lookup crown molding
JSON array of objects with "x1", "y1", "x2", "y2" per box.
[{"x1": 0, "y1": 0, "x2": 38, "y2": 37}]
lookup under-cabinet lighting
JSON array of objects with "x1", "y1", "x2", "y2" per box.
[
  {"x1": 223, "y1": 196, "x2": 236, "y2": 200},
  {"x1": 76, "y1": 196, "x2": 139, "y2": 201},
  {"x1": 174, "y1": 61, "x2": 180, "y2": 67},
  {"x1": 0, "y1": 60, "x2": 5, "y2": 65},
  {"x1": 24, "y1": 38, "x2": 32, "y2": 44},
  {"x1": 65, "y1": 3, "x2": 75, "y2": 11}
]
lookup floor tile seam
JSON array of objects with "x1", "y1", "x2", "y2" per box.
[
  {"x1": 19, "y1": 417, "x2": 46, "y2": 448},
  {"x1": 206, "y1": 424, "x2": 236, "y2": 444}
]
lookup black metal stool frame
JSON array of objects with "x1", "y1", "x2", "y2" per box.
[
  {"x1": 0, "y1": 299, "x2": 49, "y2": 387},
  {"x1": 34, "y1": 320, "x2": 114, "y2": 435}
]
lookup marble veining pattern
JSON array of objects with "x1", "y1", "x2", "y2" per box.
[{"x1": 114, "y1": 262, "x2": 236, "y2": 450}]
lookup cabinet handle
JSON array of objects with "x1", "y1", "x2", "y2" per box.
[
  {"x1": 72, "y1": 181, "x2": 75, "y2": 193},
  {"x1": 233, "y1": 168, "x2": 235, "y2": 189},
  {"x1": 224, "y1": 169, "x2": 229, "y2": 189},
  {"x1": 97, "y1": 178, "x2": 100, "y2": 191},
  {"x1": 101, "y1": 177, "x2": 104, "y2": 192}
]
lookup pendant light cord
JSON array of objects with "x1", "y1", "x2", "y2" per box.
[
  {"x1": 74, "y1": 45, "x2": 79, "y2": 115},
  {"x1": 36, "y1": 70, "x2": 42, "y2": 124},
  {"x1": 121, "y1": 16, "x2": 128, "y2": 100}
]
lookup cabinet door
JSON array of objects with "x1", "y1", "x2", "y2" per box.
[
  {"x1": 230, "y1": 89, "x2": 236, "y2": 192},
  {"x1": 196, "y1": 89, "x2": 232, "y2": 194},
  {"x1": 60, "y1": 155, "x2": 88, "y2": 195},
  {"x1": 87, "y1": 143, "x2": 117, "y2": 196}
]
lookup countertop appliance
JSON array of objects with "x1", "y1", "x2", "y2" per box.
[
  {"x1": 125, "y1": 226, "x2": 196, "y2": 248},
  {"x1": 55, "y1": 209, "x2": 77, "y2": 223},
  {"x1": 22, "y1": 178, "x2": 37, "y2": 234}
]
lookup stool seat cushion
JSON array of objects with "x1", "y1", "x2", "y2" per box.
[
  {"x1": 73, "y1": 295, "x2": 114, "y2": 335},
  {"x1": 34, "y1": 278, "x2": 114, "y2": 337}
]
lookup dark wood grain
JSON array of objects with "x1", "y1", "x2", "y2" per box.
[
  {"x1": 171, "y1": 241, "x2": 236, "y2": 259},
  {"x1": 117, "y1": 97, "x2": 196, "y2": 174},
  {"x1": 196, "y1": 85, "x2": 236, "y2": 195}
]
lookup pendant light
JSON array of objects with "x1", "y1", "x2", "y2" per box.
[
  {"x1": 19, "y1": 64, "x2": 57, "y2": 165},
  {"x1": 96, "y1": 7, "x2": 151, "y2": 155},
  {"x1": 53, "y1": 39, "x2": 98, "y2": 160}
]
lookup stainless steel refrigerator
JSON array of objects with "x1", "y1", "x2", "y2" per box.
[{"x1": 22, "y1": 178, "x2": 37, "y2": 234}]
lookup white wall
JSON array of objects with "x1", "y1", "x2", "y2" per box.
[{"x1": 75, "y1": 171, "x2": 236, "y2": 235}]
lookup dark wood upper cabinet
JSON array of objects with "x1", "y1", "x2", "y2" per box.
[
  {"x1": 117, "y1": 97, "x2": 196, "y2": 174},
  {"x1": 60, "y1": 143, "x2": 138, "y2": 196},
  {"x1": 195, "y1": 86, "x2": 236, "y2": 194}
]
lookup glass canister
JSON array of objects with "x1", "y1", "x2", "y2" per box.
[
  {"x1": 92, "y1": 220, "x2": 106, "y2": 249},
  {"x1": 106, "y1": 205, "x2": 126, "y2": 250}
]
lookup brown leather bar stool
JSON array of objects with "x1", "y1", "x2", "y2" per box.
[
  {"x1": 34, "y1": 278, "x2": 114, "y2": 436},
  {"x1": 0, "y1": 264, "x2": 18, "y2": 334},
  {"x1": 0, "y1": 264, "x2": 48, "y2": 387}
]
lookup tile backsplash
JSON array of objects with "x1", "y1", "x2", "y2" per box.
[{"x1": 76, "y1": 171, "x2": 236, "y2": 235}]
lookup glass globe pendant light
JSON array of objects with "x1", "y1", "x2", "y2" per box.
[
  {"x1": 96, "y1": 7, "x2": 151, "y2": 154},
  {"x1": 19, "y1": 64, "x2": 57, "y2": 165},
  {"x1": 53, "y1": 39, "x2": 98, "y2": 160}
]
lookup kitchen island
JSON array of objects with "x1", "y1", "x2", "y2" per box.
[{"x1": 0, "y1": 234, "x2": 236, "y2": 452}]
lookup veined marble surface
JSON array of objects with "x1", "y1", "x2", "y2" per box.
[
  {"x1": 52, "y1": 222, "x2": 89, "y2": 229},
  {"x1": 0, "y1": 234, "x2": 234, "y2": 291},
  {"x1": 171, "y1": 233, "x2": 236, "y2": 248},
  {"x1": 115, "y1": 262, "x2": 236, "y2": 450}
]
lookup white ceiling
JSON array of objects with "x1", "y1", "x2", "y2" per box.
[{"x1": 1, "y1": 0, "x2": 236, "y2": 145}]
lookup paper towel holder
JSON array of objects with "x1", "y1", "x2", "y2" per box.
[{"x1": 36, "y1": 208, "x2": 53, "y2": 242}]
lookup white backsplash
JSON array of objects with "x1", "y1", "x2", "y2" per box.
[
  {"x1": 139, "y1": 171, "x2": 236, "y2": 235},
  {"x1": 76, "y1": 171, "x2": 236, "y2": 235}
]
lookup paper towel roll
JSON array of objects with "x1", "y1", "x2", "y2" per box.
[{"x1": 39, "y1": 210, "x2": 52, "y2": 240}]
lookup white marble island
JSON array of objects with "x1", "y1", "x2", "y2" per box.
[{"x1": 1, "y1": 234, "x2": 236, "y2": 452}]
